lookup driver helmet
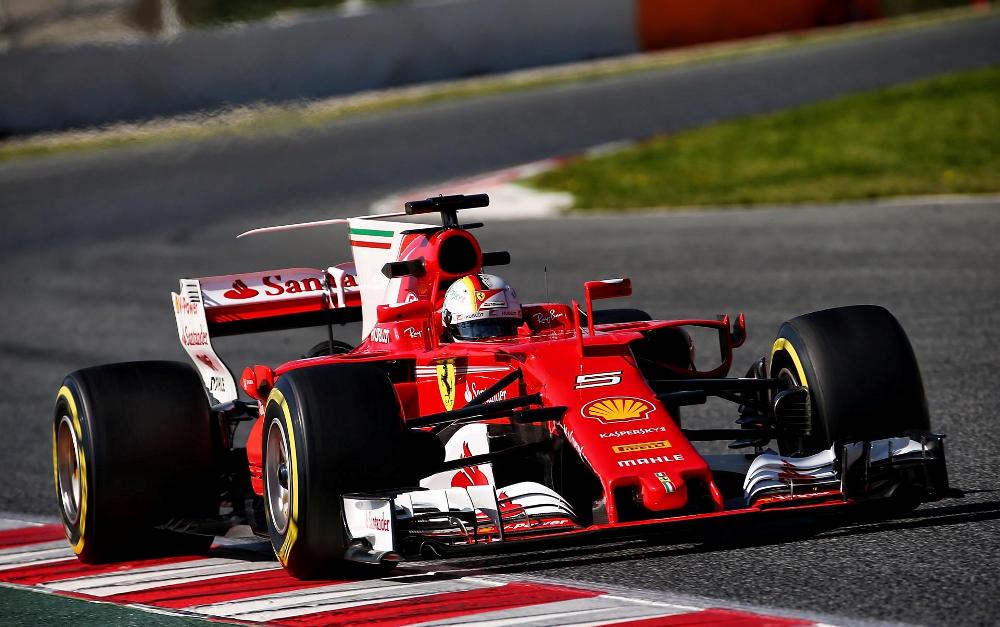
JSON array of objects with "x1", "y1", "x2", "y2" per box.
[{"x1": 443, "y1": 274, "x2": 522, "y2": 340}]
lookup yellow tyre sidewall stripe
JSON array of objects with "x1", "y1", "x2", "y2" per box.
[
  {"x1": 267, "y1": 388, "x2": 300, "y2": 566},
  {"x1": 771, "y1": 338, "x2": 808, "y2": 389},
  {"x1": 55, "y1": 385, "x2": 88, "y2": 555}
]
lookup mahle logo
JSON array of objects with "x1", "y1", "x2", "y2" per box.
[
  {"x1": 617, "y1": 454, "x2": 685, "y2": 468},
  {"x1": 581, "y1": 396, "x2": 654, "y2": 423}
]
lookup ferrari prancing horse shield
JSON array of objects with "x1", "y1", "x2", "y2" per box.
[{"x1": 437, "y1": 359, "x2": 457, "y2": 411}]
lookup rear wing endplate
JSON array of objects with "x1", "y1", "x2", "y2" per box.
[{"x1": 171, "y1": 265, "x2": 360, "y2": 403}]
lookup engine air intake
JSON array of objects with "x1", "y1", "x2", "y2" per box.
[{"x1": 437, "y1": 232, "x2": 480, "y2": 276}]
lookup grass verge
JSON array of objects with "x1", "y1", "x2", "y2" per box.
[
  {"x1": 0, "y1": 585, "x2": 210, "y2": 626},
  {"x1": 525, "y1": 65, "x2": 1000, "y2": 209},
  {"x1": 0, "y1": 5, "x2": 992, "y2": 163}
]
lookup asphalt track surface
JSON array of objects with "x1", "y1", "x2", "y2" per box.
[{"x1": 1, "y1": 14, "x2": 999, "y2": 626}]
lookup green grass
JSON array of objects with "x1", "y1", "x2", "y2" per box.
[
  {"x1": 527, "y1": 66, "x2": 1000, "y2": 209},
  {"x1": 0, "y1": 585, "x2": 211, "y2": 626}
]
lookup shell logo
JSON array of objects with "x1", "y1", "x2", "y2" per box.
[{"x1": 581, "y1": 396, "x2": 654, "y2": 423}]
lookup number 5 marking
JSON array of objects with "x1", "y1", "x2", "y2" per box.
[{"x1": 575, "y1": 371, "x2": 623, "y2": 389}]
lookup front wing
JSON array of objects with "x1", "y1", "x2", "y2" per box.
[{"x1": 339, "y1": 433, "x2": 951, "y2": 564}]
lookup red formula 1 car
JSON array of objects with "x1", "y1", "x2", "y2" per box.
[{"x1": 53, "y1": 194, "x2": 953, "y2": 577}]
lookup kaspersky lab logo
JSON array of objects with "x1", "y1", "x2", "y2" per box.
[{"x1": 581, "y1": 396, "x2": 655, "y2": 424}]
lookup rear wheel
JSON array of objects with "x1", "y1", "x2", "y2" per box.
[
  {"x1": 53, "y1": 362, "x2": 217, "y2": 562},
  {"x1": 262, "y1": 364, "x2": 405, "y2": 578},
  {"x1": 769, "y1": 305, "x2": 930, "y2": 456},
  {"x1": 302, "y1": 339, "x2": 355, "y2": 358}
]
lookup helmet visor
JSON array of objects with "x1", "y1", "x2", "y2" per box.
[{"x1": 454, "y1": 318, "x2": 520, "y2": 340}]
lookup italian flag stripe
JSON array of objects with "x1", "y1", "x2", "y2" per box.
[
  {"x1": 349, "y1": 227, "x2": 394, "y2": 238},
  {"x1": 349, "y1": 226, "x2": 395, "y2": 249},
  {"x1": 350, "y1": 240, "x2": 392, "y2": 249}
]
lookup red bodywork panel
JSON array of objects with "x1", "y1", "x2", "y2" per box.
[
  {"x1": 243, "y1": 224, "x2": 745, "y2": 526},
  {"x1": 249, "y1": 319, "x2": 735, "y2": 524}
]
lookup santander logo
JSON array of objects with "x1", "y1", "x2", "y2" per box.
[
  {"x1": 224, "y1": 279, "x2": 259, "y2": 300},
  {"x1": 181, "y1": 326, "x2": 209, "y2": 347},
  {"x1": 463, "y1": 381, "x2": 507, "y2": 404},
  {"x1": 365, "y1": 512, "x2": 390, "y2": 532}
]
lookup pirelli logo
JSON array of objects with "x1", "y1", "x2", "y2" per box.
[{"x1": 612, "y1": 440, "x2": 671, "y2": 454}]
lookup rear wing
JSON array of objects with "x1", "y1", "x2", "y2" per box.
[
  {"x1": 180, "y1": 193, "x2": 489, "y2": 402},
  {"x1": 171, "y1": 264, "x2": 359, "y2": 404}
]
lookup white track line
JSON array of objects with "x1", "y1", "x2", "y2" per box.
[
  {"x1": 0, "y1": 540, "x2": 67, "y2": 558},
  {"x1": 0, "y1": 540, "x2": 75, "y2": 570},
  {"x1": 44, "y1": 557, "x2": 280, "y2": 596},
  {"x1": 190, "y1": 576, "x2": 499, "y2": 621},
  {"x1": 408, "y1": 595, "x2": 691, "y2": 627}
]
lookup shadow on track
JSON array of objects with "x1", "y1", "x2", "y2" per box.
[{"x1": 428, "y1": 495, "x2": 1000, "y2": 577}]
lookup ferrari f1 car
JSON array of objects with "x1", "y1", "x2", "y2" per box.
[{"x1": 53, "y1": 194, "x2": 953, "y2": 577}]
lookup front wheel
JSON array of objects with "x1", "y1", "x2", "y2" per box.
[
  {"x1": 769, "y1": 305, "x2": 930, "y2": 456},
  {"x1": 262, "y1": 364, "x2": 405, "y2": 578}
]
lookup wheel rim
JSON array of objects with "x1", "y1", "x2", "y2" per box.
[
  {"x1": 56, "y1": 415, "x2": 82, "y2": 525},
  {"x1": 265, "y1": 419, "x2": 291, "y2": 535},
  {"x1": 774, "y1": 364, "x2": 799, "y2": 387},
  {"x1": 771, "y1": 351, "x2": 814, "y2": 455}
]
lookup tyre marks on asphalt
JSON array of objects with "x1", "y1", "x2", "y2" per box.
[{"x1": 0, "y1": 521, "x2": 825, "y2": 626}]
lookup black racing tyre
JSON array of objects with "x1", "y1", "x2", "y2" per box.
[
  {"x1": 769, "y1": 305, "x2": 930, "y2": 456},
  {"x1": 302, "y1": 339, "x2": 355, "y2": 359},
  {"x1": 262, "y1": 364, "x2": 404, "y2": 579},
  {"x1": 53, "y1": 361, "x2": 218, "y2": 563},
  {"x1": 590, "y1": 308, "x2": 651, "y2": 325}
]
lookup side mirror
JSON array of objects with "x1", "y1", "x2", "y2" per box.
[
  {"x1": 585, "y1": 278, "x2": 632, "y2": 301},
  {"x1": 584, "y1": 278, "x2": 632, "y2": 335},
  {"x1": 731, "y1": 312, "x2": 747, "y2": 348}
]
